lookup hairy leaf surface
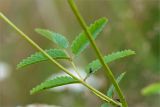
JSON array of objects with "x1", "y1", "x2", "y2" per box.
[
  {"x1": 17, "y1": 49, "x2": 69, "y2": 69},
  {"x1": 30, "y1": 76, "x2": 79, "y2": 94},
  {"x1": 71, "y1": 18, "x2": 108, "y2": 55},
  {"x1": 86, "y1": 50, "x2": 135, "y2": 74},
  {"x1": 35, "y1": 28, "x2": 69, "y2": 48}
]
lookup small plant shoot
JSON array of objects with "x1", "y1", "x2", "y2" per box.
[{"x1": 0, "y1": 0, "x2": 137, "y2": 107}]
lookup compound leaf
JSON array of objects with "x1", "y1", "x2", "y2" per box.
[
  {"x1": 71, "y1": 18, "x2": 108, "y2": 55},
  {"x1": 30, "y1": 76, "x2": 79, "y2": 94},
  {"x1": 86, "y1": 50, "x2": 135, "y2": 74},
  {"x1": 35, "y1": 28, "x2": 69, "y2": 48},
  {"x1": 17, "y1": 49, "x2": 69, "y2": 69}
]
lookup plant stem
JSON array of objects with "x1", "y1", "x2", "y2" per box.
[
  {"x1": 67, "y1": 0, "x2": 128, "y2": 107},
  {"x1": 79, "y1": 79, "x2": 121, "y2": 107},
  {"x1": 71, "y1": 61, "x2": 83, "y2": 79},
  {"x1": 63, "y1": 50, "x2": 82, "y2": 79},
  {"x1": 0, "y1": 12, "x2": 120, "y2": 106}
]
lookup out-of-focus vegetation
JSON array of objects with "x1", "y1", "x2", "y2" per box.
[
  {"x1": 0, "y1": 0, "x2": 159, "y2": 107},
  {"x1": 142, "y1": 83, "x2": 160, "y2": 96}
]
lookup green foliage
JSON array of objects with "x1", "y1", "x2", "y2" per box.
[
  {"x1": 101, "y1": 72, "x2": 126, "y2": 107},
  {"x1": 142, "y1": 83, "x2": 160, "y2": 95},
  {"x1": 1, "y1": 3, "x2": 138, "y2": 106},
  {"x1": 86, "y1": 50, "x2": 135, "y2": 74},
  {"x1": 0, "y1": 8, "x2": 136, "y2": 106},
  {"x1": 17, "y1": 49, "x2": 69, "y2": 69},
  {"x1": 30, "y1": 76, "x2": 79, "y2": 94},
  {"x1": 107, "y1": 72, "x2": 126, "y2": 98},
  {"x1": 35, "y1": 28, "x2": 69, "y2": 48},
  {"x1": 71, "y1": 18, "x2": 108, "y2": 55},
  {"x1": 101, "y1": 103, "x2": 109, "y2": 107}
]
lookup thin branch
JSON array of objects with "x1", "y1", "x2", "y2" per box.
[
  {"x1": 71, "y1": 61, "x2": 83, "y2": 79},
  {"x1": 63, "y1": 50, "x2": 83, "y2": 79}
]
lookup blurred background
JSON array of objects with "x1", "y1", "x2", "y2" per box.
[{"x1": 0, "y1": 0, "x2": 159, "y2": 107}]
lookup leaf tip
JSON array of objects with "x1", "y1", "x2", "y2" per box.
[
  {"x1": 30, "y1": 89, "x2": 35, "y2": 95},
  {"x1": 141, "y1": 83, "x2": 160, "y2": 96},
  {"x1": 16, "y1": 63, "x2": 21, "y2": 70},
  {"x1": 127, "y1": 49, "x2": 136, "y2": 54},
  {"x1": 35, "y1": 28, "x2": 41, "y2": 32},
  {"x1": 101, "y1": 17, "x2": 108, "y2": 23},
  {"x1": 30, "y1": 87, "x2": 39, "y2": 95}
]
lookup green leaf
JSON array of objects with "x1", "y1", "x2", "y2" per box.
[
  {"x1": 35, "y1": 28, "x2": 69, "y2": 48},
  {"x1": 141, "y1": 83, "x2": 160, "y2": 95},
  {"x1": 101, "y1": 72, "x2": 126, "y2": 107},
  {"x1": 71, "y1": 18, "x2": 108, "y2": 55},
  {"x1": 30, "y1": 76, "x2": 79, "y2": 94},
  {"x1": 101, "y1": 103, "x2": 109, "y2": 107},
  {"x1": 107, "y1": 72, "x2": 126, "y2": 98},
  {"x1": 17, "y1": 49, "x2": 69, "y2": 69},
  {"x1": 86, "y1": 50, "x2": 135, "y2": 74}
]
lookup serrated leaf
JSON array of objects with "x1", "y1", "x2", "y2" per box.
[
  {"x1": 71, "y1": 18, "x2": 108, "y2": 55},
  {"x1": 141, "y1": 83, "x2": 160, "y2": 95},
  {"x1": 17, "y1": 49, "x2": 69, "y2": 69},
  {"x1": 30, "y1": 76, "x2": 79, "y2": 94},
  {"x1": 35, "y1": 28, "x2": 69, "y2": 48},
  {"x1": 101, "y1": 72, "x2": 126, "y2": 107},
  {"x1": 86, "y1": 50, "x2": 135, "y2": 74}
]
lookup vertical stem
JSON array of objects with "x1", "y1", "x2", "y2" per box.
[
  {"x1": 0, "y1": 12, "x2": 120, "y2": 106},
  {"x1": 67, "y1": 0, "x2": 128, "y2": 107}
]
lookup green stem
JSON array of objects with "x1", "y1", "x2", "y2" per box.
[
  {"x1": 67, "y1": 0, "x2": 128, "y2": 107},
  {"x1": 64, "y1": 50, "x2": 83, "y2": 79},
  {"x1": 71, "y1": 61, "x2": 83, "y2": 79},
  {"x1": 79, "y1": 79, "x2": 121, "y2": 107},
  {"x1": 0, "y1": 12, "x2": 120, "y2": 107}
]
